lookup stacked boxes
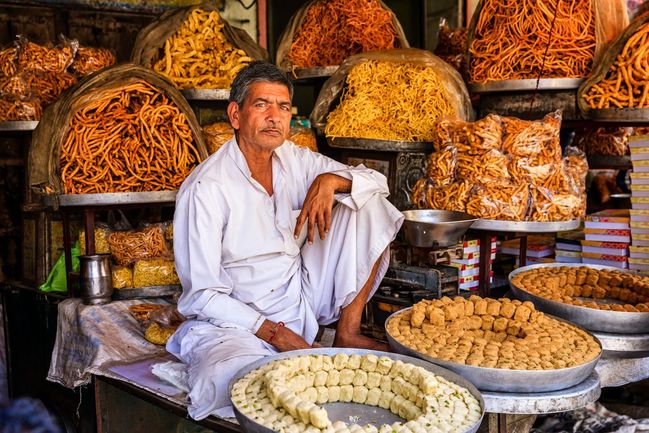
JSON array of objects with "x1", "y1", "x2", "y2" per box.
[
  {"x1": 555, "y1": 229, "x2": 584, "y2": 263},
  {"x1": 451, "y1": 238, "x2": 495, "y2": 291},
  {"x1": 629, "y1": 134, "x2": 649, "y2": 273},
  {"x1": 500, "y1": 235, "x2": 555, "y2": 266},
  {"x1": 583, "y1": 209, "x2": 630, "y2": 269}
]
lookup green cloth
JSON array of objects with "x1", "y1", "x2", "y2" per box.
[{"x1": 40, "y1": 241, "x2": 80, "y2": 292}]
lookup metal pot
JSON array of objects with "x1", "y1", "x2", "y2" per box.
[{"x1": 79, "y1": 254, "x2": 113, "y2": 305}]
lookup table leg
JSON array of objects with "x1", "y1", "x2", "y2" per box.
[
  {"x1": 519, "y1": 235, "x2": 528, "y2": 267},
  {"x1": 478, "y1": 231, "x2": 493, "y2": 297},
  {"x1": 486, "y1": 413, "x2": 537, "y2": 433},
  {"x1": 84, "y1": 209, "x2": 96, "y2": 255},
  {"x1": 61, "y1": 210, "x2": 73, "y2": 297}
]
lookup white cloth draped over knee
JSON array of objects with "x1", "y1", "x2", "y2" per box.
[{"x1": 167, "y1": 138, "x2": 404, "y2": 420}]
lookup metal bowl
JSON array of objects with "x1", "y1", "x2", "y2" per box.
[
  {"x1": 509, "y1": 263, "x2": 649, "y2": 334},
  {"x1": 229, "y1": 347, "x2": 485, "y2": 433},
  {"x1": 386, "y1": 307, "x2": 601, "y2": 393},
  {"x1": 401, "y1": 210, "x2": 477, "y2": 248}
]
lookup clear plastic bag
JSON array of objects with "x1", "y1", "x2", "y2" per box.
[
  {"x1": 0, "y1": 45, "x2": 18, "y2": 78},
  {"x1": 426, "y1": 180, "x2": 473, "y2": 212},
  {"x1": 502, "y1": 111, "x2": 562, "y2": 162},
  {"x1": 70, "y1": 46, "x2": 116, "y2": 77},
  {"x1": 16, "y1": 35, "x2": 77, "y2": 74},
  {"x1": 79, "y1": 224, "x2": 111, "y2": 255},
  {"x1": 434, "y1": 18, "x2": 468, "y2": 56},
  {"x1": 132, "y1": 259, "x2": 180, "y2": 288},
  {"x1": 434, "y1": 114, "x2": 502, "y2": 154},
  {"x1": 529, "y1": 186, "x2": 585, "y2": 222},
  {"x1": 466, "y1": 182, "x2": 530, "y2": 221},
  {"x1": 0, "y1": 96, "x2": 42, "y2": 121},
  {"x1": 108, "y1": 225, "x2": 171, "y2": 267},
  {"x1": 112, "y1": 266, "x2": 133, "y2": 289},
  {"x1": 456, "y1": 148, "x2": 511, "y2": 184},
  {"x1": 203, "y1": 121, "x2": 233, "y2": 155},
  {"x1": 563, "y1": 146, "x2": 589, "y2": 191},
  {"x1": 572, "y1": 127, "x2": 631, "y2": 156},
  {"x1": 425, "y1": 146, "x2": 457, "y2": 186}
]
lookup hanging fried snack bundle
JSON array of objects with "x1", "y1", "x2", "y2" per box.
[
  {"x1": 584, "y1": 22, "x2": 649, "y2": 109},
  {"x1": 287, "y1": 0, "x2": 399, "y2": 68},
  {"x1": 153, "y1": 8, "x2": 252, "y2": 89},
  {"x1": 60, "y1": 81, "x2": 202, "y2": 194},
  {"x1": 18, "y1": 41, "x2": 74, "y2": 74},
  {"x1": 325, "y1": 60, "x2": 455, "y2": 141},
  {"x1": 469, "y1": 0, "x2": 595, "y2": 83}
]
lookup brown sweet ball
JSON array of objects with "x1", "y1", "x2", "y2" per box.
[
  {"x1": 473, "y1": 298, "x2": 488, "y2": 315},
  {"x1": 481, "y1": 315, "x2": 495, "y2": 331},
  {"x1": 486, "y1": 300, "x2": 501, "y2": 316},
  {"x1": 500, "y1": 302, "x2": 516, "y2": 319}
]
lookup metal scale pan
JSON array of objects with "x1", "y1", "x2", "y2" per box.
[
  {"x1": 469, "y1": 78, "x2": 584, "y2": 93},
  {"x1": 386, "y1": 307, "x2": 601, "y2": 393},
  {"x1": 229, "y1": 347, "x2": 485, "y2": 433},
  {"x1": 588, "y1": 108, "x2": 649, "y2": 123},
  {"x1": 509, "y1": 263, "x2": 649, "y2": 334}
]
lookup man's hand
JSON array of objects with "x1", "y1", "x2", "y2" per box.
[
  {"x1": 256, "y1": 319, "x2": 314, "y2": 351},
  {"x1": 295, "y1": 173, "x2": 351, "y2": 244}
]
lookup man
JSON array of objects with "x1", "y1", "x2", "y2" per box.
[{"x1": 168, "y1": 61, "x2": 403, "y2": 420}]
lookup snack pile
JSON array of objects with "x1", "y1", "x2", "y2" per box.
[
  {"x1": 285, "y1": 0, "x2": 400, "y2": 69},
  {"x1": 511, "y1": 266, "x2": 649, "y2": 312},
  {"x1": 0, "y1": 37, "x2": 115, "y2": 121},
  {"x1": 469, "y1": 0, "x2": 595, "y2": 83},
  {"x1": 232, "y1": 353, "x2": 482, "y2": 433},
  {"x1": 412, "y1": 112, "x2": 588, "y2": 222},
  {"x1": 59, "y1": 80, "x2": 202, "y2": 194},
  {"x1": 152, "y1": 8, "x2": 252, "y2": 89},
  {"x1": 325, "y1": 60, "x2": 456, "y2": 141},
  {"x1": 388, "y1": 296, "x2": 601, "y2": 370}
]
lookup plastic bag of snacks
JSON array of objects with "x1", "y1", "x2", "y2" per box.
[
  {"x1": 502, "y1": 111, "x2": 562, "y2": 162},
  {"x1": 457, "y1": 148, "x2": 511, "y2": 185},
  {"x1": 0, "y1": 96, "x2": 42, "y2": 121},
  {"x1": 108, "y1": 225, "x2": 171, "y2": 266},
  {"x1": 112, "y1": 266, "x2": 133, "y2": 289},
  {"x1": 289, "y1": 123, "x2": 318, "y2": 152},
  {"x1": 203, "y1": 121, "x2": 233, "y2": 154},
  {"x1": 466, "y1": 182, "x2": 530, "y2": 221},
  {"x1": 17, "y1": 36, "x2": 77, "y2": 74},
  {"x1": 434, "y1": 113, "x2": 502, "y2": 154},
  {"x1": 424, "y1": 180, "x2": 473, "y2": 212},
  {"x1": 79, "y1": 225, "x2": 111, "y2": 255},
  {"x1": 132, "y1": 259, "x2": 180, "y2": 288},
  {"x1": 70, "y1": 46, "x2": 116, "y2": 77},
  {"x1": 529, "y1": 186, "x2": 585, "y2": 222},
  {"x1": 563, "y1": 146, "x2": 589, "y2": 192},
  {"x1": 425, "y1": 146, "x2": 457, "y2": 186},
  {"x1": 573, "y1": 127, "x2": 631, "y2": 156}
]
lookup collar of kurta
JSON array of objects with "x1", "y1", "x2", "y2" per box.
[{"x1": 226, "y1": 136, "x2": 289, "y2": 180}]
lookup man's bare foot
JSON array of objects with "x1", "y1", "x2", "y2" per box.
[{"x1": 333, "y1": 332, "x2": 391, "y2": 352}]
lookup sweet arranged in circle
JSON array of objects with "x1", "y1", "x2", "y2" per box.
[
  {"x1": 511, "y1": 266, "x2": 649, "y2": 312},
  {"x1": 387, "y1": 296, "x2": 601, "y2": 370},
  {"x1": 231, "y1": 353, "x2": 482, "y2": 433}
]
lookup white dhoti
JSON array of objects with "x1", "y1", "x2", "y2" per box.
[{"x1": 167, "y1": 194, "x2": 403, "y2": 420}]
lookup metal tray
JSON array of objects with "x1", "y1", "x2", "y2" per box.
[
  {"x1": 44, "y1": 191, "x2": 177, "y2": 207},
  {"x1": 112, "y1": 284, "x2": 181, "y2": 300},
  {"x1": 181, "y1": 88, "x2": 230, "y2": 101},
  {"x1": 229, "y1": 347, "x2": 485, "y2": 433},
  {"x1": 402, "y1": 209, "x2": 477, "y2": 248},
  {"x1": 469, "y1": 78, "x2": 584, "y2": 93},
  {"x1": 0, "y1": 120, "x2": 39, "y2": 131},
  {"x1": 588, "y1": 108, "x2": 649, "y2": 123},
  {"x1": 291, "y1": 66, "x2": 339, "y2": 79},
  {"x1": 470, "y1": 219, "x2": 580, "y2": 233},
  {"x1": 326, "y1": 136, "x2": 434, "y2": 152},
  {"x1": 386, "y1": 307, "x2": 601, "y2": 393},
  {"x1": 509, "y1": 263, "x2": 649, "y2": 334}
]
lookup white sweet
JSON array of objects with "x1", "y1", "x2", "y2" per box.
[
  {"x1": 316, "y1": 386, "x2": 329, "y2": 404},
  {"x1": 378, "y1": 390, "x2": 395, "y2": 409},
  {"x1": 361, "y1": 354, "x2": 378, "y2": 372},
  {"x1": 340, "y1": 368, "x2": 355, "y2": 385},
  {"x1": 328, "y1": 385, "x2": 341, "y2": 402},
  {"x1": 352, "y1": 386, "x2": 368, "y2": 404},
  {"x1": 390, "y1": 395, "x2": 406, "y2": 415},
  {"x1": 283, "y1": 395, "x2": 299, "y2": 418},
  {"x1": 304, "y1": 372, "x2": 316, "y2": 388},
  {"x1": 314, "y1": 370, "x2": 329, "y2": 387},
  {"x1": 298, "y1": 356, "x2": 311, "y2": 373},
  {"x1": 366, "y1": 372, "x2": 381, "y2": 389},
  {"x1": 303, "y1": 387, "x2": 318, "y2": 403},
  {"x1": 327, "y1": 369, "x2": 341, "y2": 386},
  {"x1": 322, "y1": 356, "x2": 334, "y2": 371},
  {"x1": 349, "y1": 425, "x2": 364, "y2": 433},
  {"x1": 379, "y1": 375, "x2": 392, "y2": 391},
  {"x1": 364, "y1": 425, "x2": 379, "y2": 433},
  {"x1": 309, "y1": 406, "x2": 330, "y2": 429},
  {"x1": 310, "y1": 355, "x2": 324, "y2": 372},
  {"x1": 376, "y1": 356, "x2": 393, "y2": 375},
  {"x1": 333, "y1": 353, "x2": 349, "y2": 370},
  {"x1": 340, "y1": 384, "x2": 353, "y2": 402},
  {"x1": 296, "y1": 400, "x2": 315, "y2": 424},
  {"x1": 348, "y1": 354, "x2": 362, "y2": 369},
  {"x1": 353, "y1": 369, "x2": 368, "y2": 386},
  {"x1": 366, "y1": 387, "x2": 381, "y2": 406}
]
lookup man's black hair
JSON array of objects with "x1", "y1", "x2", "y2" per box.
[{"x1": 228, "y1": 61, "x2": 294, "y2": 106}]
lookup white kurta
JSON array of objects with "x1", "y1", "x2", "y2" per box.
[{"x1": 168, "y1": 138, "x2": 403, "y2": 419}]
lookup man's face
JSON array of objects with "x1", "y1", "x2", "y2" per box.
[{"x1": 228, "y1": 81, "x2": 292, "y2": 152}]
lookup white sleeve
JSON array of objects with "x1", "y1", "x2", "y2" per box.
[
  {"x1": 299, "y1": 146, "x2": 390, "y2": 211},
  {"x1": 173, "y1": 181, "x2": 264, "y2": 332}
]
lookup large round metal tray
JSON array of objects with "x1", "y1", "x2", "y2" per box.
[
  {"x1": 112, "y1": 284, "x2": 181, "y2": 300},
  {"x1": 291, "y1": 66, "x2": 339, "y2": 79},
  {"x1": 386, "y1": 307, "x2": 601, "y2": 393},
  {"x1": 470, "y1": 219, "x2": 580, "y2": 233},
  {"x1": 0, "y1": 120, "x2": 39, "y2": 131},
  {"x1": 469, "y1": 78, "x2": 584, "y2": 93},
  {"x1": 181, "y1": 88, "x2": 230, "y2": 101},
  {"x1": 593, "y1": 331, "x2": 649, "y2": 358},
  {"x1": 326, "y1": 136, "x2": 433, "y2": 152},
  {"x1": 509, "y1": 263, "x2": 649, "y2": 334},
  {"x1": 229, "y1": 347, "x2": 485, "y2": 433},
  {"x1": 43, "y1": 191, "x2": 178, "y2": 207},
  {"x1": 588, "y1": 108, "x2": 649, "y2": 123}
]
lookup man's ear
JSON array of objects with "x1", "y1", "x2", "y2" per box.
[{"x1": 227, "y1": 101, "x2": 240, "y2": 130}]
